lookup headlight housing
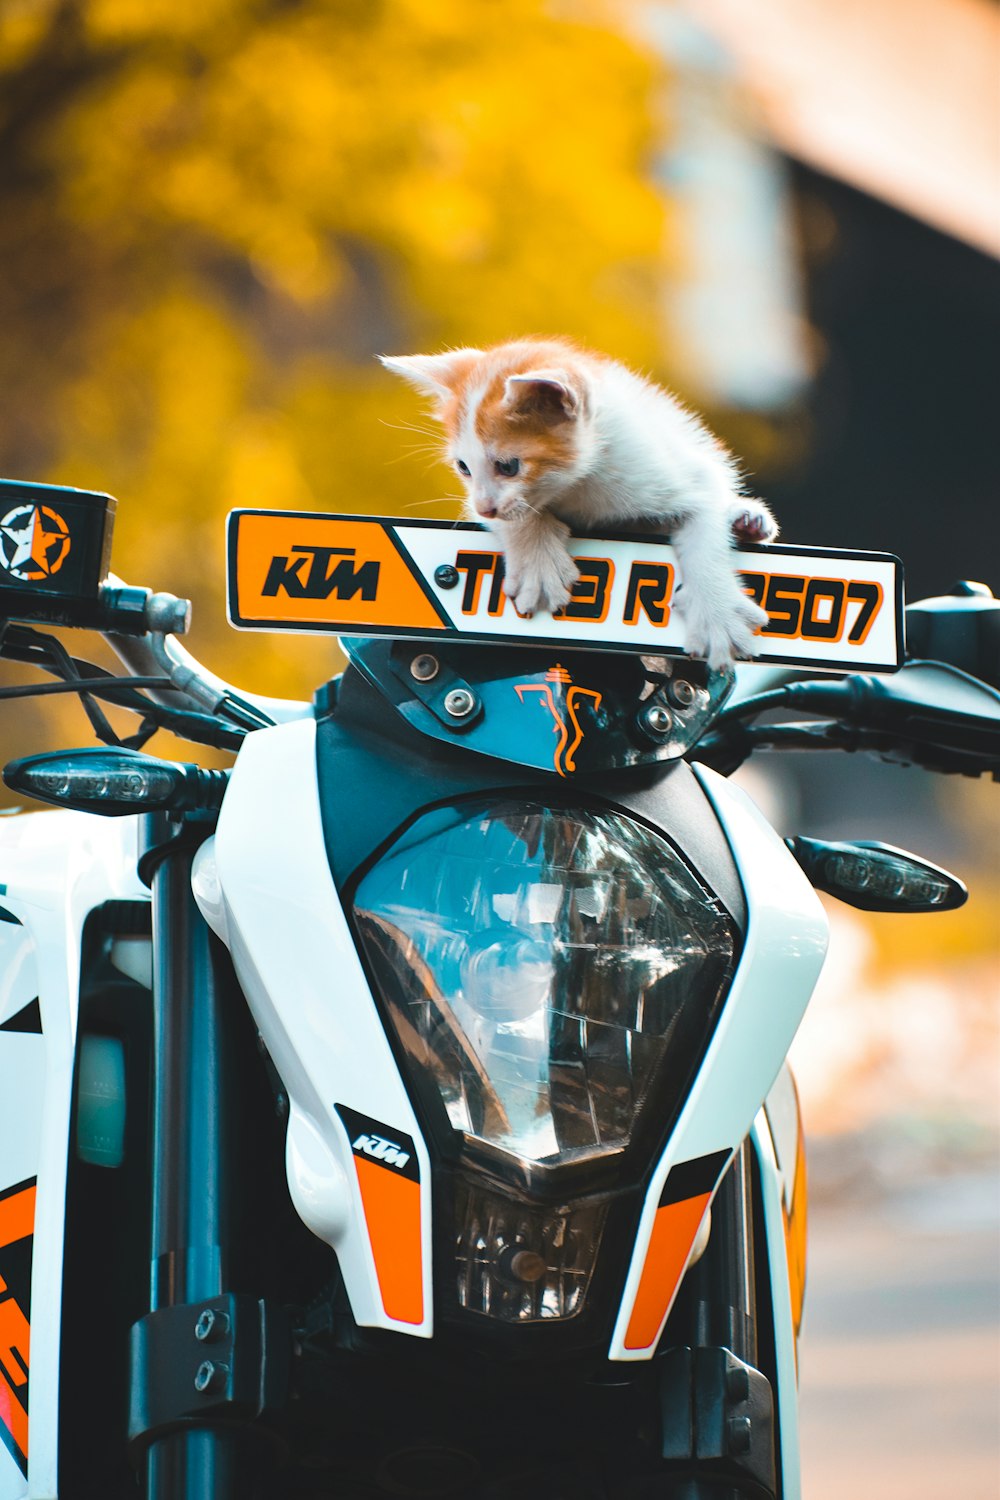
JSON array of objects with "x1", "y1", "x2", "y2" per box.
[{"x1": 353, "y1": 798, "x2": 736, "y2": 1323}]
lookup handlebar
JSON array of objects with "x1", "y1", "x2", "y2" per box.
[
  {"x1": 99, "y1": 576, "x2": 310, "y2": 729},
  {"x1": 2, "y1": 558, "x2": 998, "y2": 776},
  {"x1": 696, "y1": 659, "x2": 1000, "y2": 779}
]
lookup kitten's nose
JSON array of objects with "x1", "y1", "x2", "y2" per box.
[{"x1": 476, "y1": 502, "x2": 497, "y2": 519}]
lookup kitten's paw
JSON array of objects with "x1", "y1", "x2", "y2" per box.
[
  {"x1": 728, "y1": 499, "x2": 779, "y2": 545},
  {"x1": 505, "y1": 548, "x2": 578, "y2": 617},
  {"x1": 677, "y1": 588, "x2": 769, "y2": 670}
]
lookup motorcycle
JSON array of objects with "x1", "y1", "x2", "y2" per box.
[{"x1": 0, "y1": 476, "x2": 996, "y2": 1500}]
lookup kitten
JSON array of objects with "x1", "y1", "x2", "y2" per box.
[{"x1": 380, "y1": 338, "x2": 777, "y2": 668}]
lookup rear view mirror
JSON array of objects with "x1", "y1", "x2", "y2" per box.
[{"x1": 906, "y1": 582, "x2": 1000, "y2": 689}]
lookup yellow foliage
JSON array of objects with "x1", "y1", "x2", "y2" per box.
[{"x1": 0, "y1": 0, "x2": 668, "y2": 737}]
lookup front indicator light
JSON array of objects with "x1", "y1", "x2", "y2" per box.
[
  {"x1": 4, "y1": 747, "x2": 227, "y2": 816},
  {"x1": 787, "y1": 836, "x2": 967, "y2": 913}
]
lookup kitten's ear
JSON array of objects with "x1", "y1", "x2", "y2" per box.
[
  {"x1": 504, "y1": 369, "x2": 584, "y2": 424},
  {"x1": 379, "y1": 350, "x2": 483, "y2": 401}
]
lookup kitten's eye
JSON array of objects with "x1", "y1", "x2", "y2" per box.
[
  {"x1": 455, "y1": 459, "x2": 471, "y2": 476},
  {"x1": 494, "y1": 457, "x2": 520, "y2": 477}
]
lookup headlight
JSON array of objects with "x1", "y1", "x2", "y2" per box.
[{"x1": 353, "y1": 798, "x2": 735, "y2": 1323}]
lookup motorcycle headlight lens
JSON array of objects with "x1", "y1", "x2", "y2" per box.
[{"x1": 353, "y1": 800, "x2": 735, "y2": 1172}]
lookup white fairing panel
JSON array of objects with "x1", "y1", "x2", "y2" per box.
[
  {"x1": 201, "y1": 719, "x2": 434, "y2": 1337},
  {"x1": 608, "y1": 766, "x2": 828, "y2": 1360},
  {"x1": 0, "y1": 811, "x2": 148, "y2": 1500}
]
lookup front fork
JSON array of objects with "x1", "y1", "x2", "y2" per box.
[
  {"x1": 658, "y1": 1141, "x2": 780, "y2": 1499},
  {"x1": 128, "y1": 817, "x2": 284, "y2": 1499}
]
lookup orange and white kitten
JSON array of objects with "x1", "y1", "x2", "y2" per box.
[{"x1": 380, "y1": 338, "x2": 777, "y2": 668}]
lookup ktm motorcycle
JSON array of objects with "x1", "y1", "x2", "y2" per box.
[{"x1": 0, "y1": 476, "x2": 997, "y2": 1500}]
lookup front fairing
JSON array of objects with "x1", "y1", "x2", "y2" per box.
[
  {"x1": 0, "y1": 809, "x2": 149, "y2": 1499},
  {"x1": 203, "y1": 658, "x2": 828, "y2": 1365}
]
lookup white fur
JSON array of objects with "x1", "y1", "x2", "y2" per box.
[{"x1": 381, "y1": 349, "x2": 778, "y2": 668}]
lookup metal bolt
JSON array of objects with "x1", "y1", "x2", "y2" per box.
[
  {"x1": 410, "y1": 654, "x2": 440, "y2": 683},
  {"x1": 194, "y1": 1360, "x2": 229, "y2": 1395},
  {"x1": 434, "y1": 564, "x2": 460, "y2": 589},
  {"x1": 194, "y1": 1307, "x2": 230, "y2": 1343},
  {"x1": 642, "y1": 704, "x2": 673, "y2": 737},
  {"x1": 443, "y1": 688, "x2": 476, "y2": 719},
  {"x1": 668, "y1": 677, "x2": 697, "y2": 709},
  {"x1": 727, "y1": 1416, "x2": 752, "y2": 1455}
]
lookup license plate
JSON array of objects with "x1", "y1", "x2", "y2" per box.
[{"x1": 227, "y1": 511, "x2": 904, "y2": 672}]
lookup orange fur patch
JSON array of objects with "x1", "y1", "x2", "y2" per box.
[{"x1": 439, "y1": 339, "x2": 596, "y2": 473}]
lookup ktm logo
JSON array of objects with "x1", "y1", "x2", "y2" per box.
[
  {"x1": 352, "y1": 1132, "x2": 411, "y2": 1172},
  {"x1": 262, "y1": 544, "x2": 379, "y2": 602},
  {"x1": 0, "y1": 504, "x2": 71, "y2": 582},
  {"x1": 515, "y1": 664, "x2": 603, "y2": 777}
]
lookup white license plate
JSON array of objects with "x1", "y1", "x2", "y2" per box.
[{"x1": 227, "y1": 511, "x2": 904, "y2": 673}]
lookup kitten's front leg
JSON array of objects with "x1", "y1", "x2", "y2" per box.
[
  {"x1": 495, "y1": 509, "x2": 579, "y2": 616},
  {"x1": 671, "y1": 495, "x2": 769, "y2": 669}
]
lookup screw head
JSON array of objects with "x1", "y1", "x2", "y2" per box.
[
  {"x1": 668, "y1": 677, "x2": 697, "y2": 708},
  {"x1": 410, "y1": 654, "x2": 440, "y2": 683},
  {"x1": 725, "y1": 1361, "x2": 750, "y2": 1403},
  {"x1": 193, "y1": 1359, "x2": 228, "y2": 1395},
  {"x1": 727, "y1": 1415, "x2": 753, "y2": 1455},
  {"x1": 642, "y1": 704, "x2": 673, "y2": 737},
  {"x1": 194, "y1": 1308, "x2": 230, "y2": 1343},
  {"x1": 443, "y1": 688, "x2": 477, "y2": 719},
  {"x1": 434, "y1": 564, "x2": 460, "y2": 589}
]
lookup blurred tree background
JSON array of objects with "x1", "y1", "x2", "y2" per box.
[
  {"x1": 0, "y1": 0, "x2": 996, "y2": 797},
  {"x1": 0, "y1": 0, "x2": 671, "y2": 725},
  {"x1": 1, "y1": 6, "x2": 994, "y2": 1488}
]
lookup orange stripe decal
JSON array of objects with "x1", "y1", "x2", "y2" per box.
[
  {"x1": 624, "y1": 1192, "x2": 712, "y2": 1350},
  {"x1": 0, "y1": 1179, "x2": 33, "y2": 1474},
  {"x1": 785, "y1": 1110, "x2": 808, "y2": 1343},
  {"x1": 353, "y1": 1157, "x2": 424, "y2": 1325},
  {"x1": 0, "y1": 1373, "x2": 28, "y2": 1467},
  {"x1": 0, "y1": 1187, "x2": 34, "y2": 1251}
]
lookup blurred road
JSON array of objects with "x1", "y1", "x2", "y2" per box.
[{"x1": 798, "y1": 1172, "x2": 1000, "y2": 1499}]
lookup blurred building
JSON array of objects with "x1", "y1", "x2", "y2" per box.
[
  {"x1": 689, "y1": 0, "x2": 999, "y2": 257},
  {"x1": 648, "y1": 0, "x2": 1000, "y2": 596}
]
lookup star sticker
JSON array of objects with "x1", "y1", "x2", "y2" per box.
[{"x1": 0, "y1": 505, "x2": 71, "y2": 579}]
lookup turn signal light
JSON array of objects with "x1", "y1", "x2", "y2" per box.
[
  {"x1": 786, "y1": 836, "x2": 967, "y2": 913},
  {"x1": 4, "y1": 748, "x2": 227, "y2": 816}
]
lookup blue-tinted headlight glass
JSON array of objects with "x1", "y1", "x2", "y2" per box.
[{"x1": 354, "y1": 800, "x2": 735, "y2": 1172}]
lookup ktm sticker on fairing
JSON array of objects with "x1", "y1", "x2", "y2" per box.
[
  {"x1": 227, "y1": 511, "x2": 904, "y2": 672},
  {"x1": 335, "y1": 1106, "x2": 423, "y2": 1326},
  {"x1": 0, "y1": 1177, "x2": 35, "y2": 1477},
  {"x1": 623, "y1": 1151, "x2": 730, "y2": 1352}
]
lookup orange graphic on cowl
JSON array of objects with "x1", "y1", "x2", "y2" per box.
[{"x1": 514, "y1": 665, "x2": 602, "y2": 777}]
